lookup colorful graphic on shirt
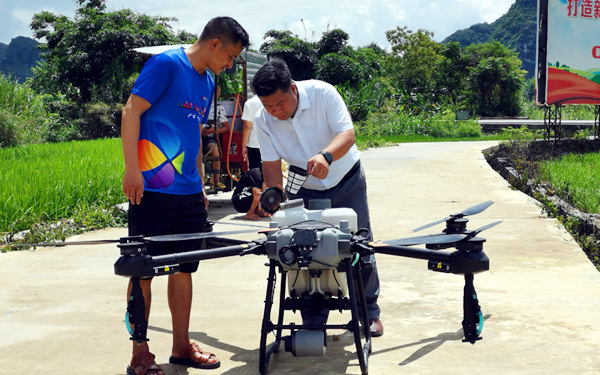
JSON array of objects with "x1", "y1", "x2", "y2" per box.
[{"x1": 138, "y1": 121, "x2": 185, "y2": 189}]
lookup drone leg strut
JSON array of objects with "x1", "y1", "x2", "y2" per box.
[
  {"x1": 462, "y1": 273, "x2": 483, "y2": 344},
  {"x1": 346, "y1": 258, "x2": 371, "y2": 375},
  {"x1": 127, "y1": 277, "x2": 149, "y2": 344},
  {"x1": 259, "y1": 260, "x2": 284, "y2": 374}
]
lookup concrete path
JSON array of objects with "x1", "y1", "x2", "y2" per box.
[{"x1": 2, "y1": 141, "x2": 599, "y2": 375}]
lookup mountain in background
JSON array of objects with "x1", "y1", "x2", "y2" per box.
[
  {"x1": 443, "y1": 0, "x2": 537, "y2": 78},
  {"x1": 0, "y1": 36, "x2": 43, "y2": 82}
]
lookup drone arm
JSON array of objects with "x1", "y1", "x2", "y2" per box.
[
  {"x1": 366, "y1": 243, "x2": 487, "y2": 343},
  {"x1": 153, "y1": 242, "x2": 263, "y2": 267},
  {"x1": 206, "y1": 236, "x2": 255, "y2": 248},
  {"x1": 366, "y1": 243, "x2": 436, "y2": 261},
  {"x1": 115, "y1": 241, "x2": 265, "y2": 278}
]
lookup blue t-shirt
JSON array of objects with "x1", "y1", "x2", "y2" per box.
[{"x1": 132, "y1": 47, "x2": 214, "y2": 195}]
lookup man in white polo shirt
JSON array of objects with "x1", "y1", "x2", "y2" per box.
[{"x1": 251, "y1": 58, "x2": 383, "y2": 337}]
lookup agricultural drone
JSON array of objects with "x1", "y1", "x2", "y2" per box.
[{"x1": 4, "y1": 188, "x2": 499, "y2": 375}]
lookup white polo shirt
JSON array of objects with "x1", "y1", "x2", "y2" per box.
[
  {"x1": 255, "y1": 79, "x2": 361, "y2": 191},
  {"x1": 241, "y1": 95, "x2": 262, "y2": 148}
]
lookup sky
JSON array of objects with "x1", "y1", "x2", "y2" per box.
[{"x1": 0, "y1": 0, "x2": 517, "y2": 49}]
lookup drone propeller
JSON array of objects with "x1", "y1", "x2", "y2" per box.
[
  {"x1": 209, "y1": 220, "x2": 268, "y2": 229},
  {"x1": 378, "y1": 220, "x2": 502, "y2": 247},
  {"x1": 411, "y1": 200, "x2": 495, "y2": 233},
  {"x1": 469, "y1": 221, "x2": 503, "y2": 236},
  {"x1": 1, "y1": 239, "x2": 121, "y2": 249},
  {"x1": 147, "y1": 230, "x2": 256, "y2": 242},
  {"x1": 1, "y1": 229, "x2": 258, "y2": 249},
  {"x1": 378, "y1": 233, "x2": 468, "y2": 247}
]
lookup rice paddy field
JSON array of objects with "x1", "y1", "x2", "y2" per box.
[{"x1": 0, "y1": 138, "x2": 124, "y2": 233}]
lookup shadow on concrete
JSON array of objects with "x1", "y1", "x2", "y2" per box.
[
  {"x1": 371, "y1": 314, "x2": 492, "y2": 367},
  {"x1": 147, "y1": 325, "x2": 359, "y2": 374}
]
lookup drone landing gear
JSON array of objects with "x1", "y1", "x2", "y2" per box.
[
  {"x1": 259, "y1": 259, "x2": 371, "y2": 375},
  {"x1": 462, "y1": 273, "x2": 483, "y2": 344},
  {"x1": 126, "y1": 277, "x2": 149, "y2": 344}
]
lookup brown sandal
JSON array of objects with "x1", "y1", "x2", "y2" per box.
[
  {"x1": 127, "y1": 352, "x2": 163, "y2": 375},
  {"x1": 169, "y1": 342, "x2": 220, "y2": 369}
]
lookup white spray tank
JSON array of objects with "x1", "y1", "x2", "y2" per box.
[{"x1": 270, "y1": 198, "x2": 358, "y2": 232}]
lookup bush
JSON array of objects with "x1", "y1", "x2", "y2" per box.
[
  {"x1": 336, "y1": 78, "x2": 395, "y2": 122},
  {"x1": 76, "y1": 101, "x2": 120, "y2": 139},
  {"x1": 0, "y1": 74, "x2": 56, "y2": 146},
  {"x1": 0, "y1": 110, "x2": 20, "y2": 147}
]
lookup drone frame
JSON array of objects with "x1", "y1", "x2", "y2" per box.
[
  {"x1": 3, "y1": 202, "x2": 495, "y2": 375},
  {"x1": 114, "y1": 213, "x2": 492, "y2": 375}
]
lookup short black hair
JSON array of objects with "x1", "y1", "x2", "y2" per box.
[
  {"x1": 200, "y1": 16, "x2": 250, "y2": 50},
  {"x1": 251, "y1": 58, "x2": 292, "y2": 97}
]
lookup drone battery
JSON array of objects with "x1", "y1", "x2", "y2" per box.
[{"x1": 284, "y1": 330, "x2": 326, "y2": 357}]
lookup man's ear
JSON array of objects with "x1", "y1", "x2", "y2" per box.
[{"x1": 210, "y1": 39, "x2": 222, "y2": 51}]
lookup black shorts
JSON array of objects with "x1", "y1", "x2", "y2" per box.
[
  {"x1": 202, "y1": 136, "x2": 217, "y2": 153},
  {"x1": 128, "y1": 191, "x2": 208, "y2": 273}
]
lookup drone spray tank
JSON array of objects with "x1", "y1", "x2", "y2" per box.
[{"x1": 262, "y1": 196, "x2": 360, "y2": 358}]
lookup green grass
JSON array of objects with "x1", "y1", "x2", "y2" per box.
[
  {"x1": 0, "y1": 138, "x2": 124, "y2": 233},
  {"x1": 540, "y1": 152, "x2": 600, "y2": 214}
]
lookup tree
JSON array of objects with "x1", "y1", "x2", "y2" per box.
[
  {"x1": 259, "y1": 30, "x2": 317, "y2": 80},
  {"x1": 384, "y1": 26, "x2": 441, "y2": 111},
  {"x1": 316, "y1": 29, "x2": 349, "y2": 58},
  {"x1": 464, "y1": 41, "x2": 525, "y2": 117},
  {"x1": 29, "y1": 0, "x2": 195, "y2": 105},
  {"x1": 436, "y1": 42, "x2": 469, "y2": 108},
  {"x1": 315, "y1": 45, "x2": 382, "y2": 87}
]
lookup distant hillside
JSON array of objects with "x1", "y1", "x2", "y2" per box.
[
  {"x1": 443, "y1": 0, "x2": 537, "y2": 78},
  {"x1": 0, "y1": 37, "x2": 43, "y2": 82}
]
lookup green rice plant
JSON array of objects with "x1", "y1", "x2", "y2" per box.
[
  {"x1": 0, "y1": 138, "x2": 124, "y2": 233},
  {"x1": 539, "y1": 152, "x2": 600, "y2": 213}
]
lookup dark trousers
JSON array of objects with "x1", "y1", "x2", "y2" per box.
[
  {"x1": 247, "y1": 147, "x2": 262, "y2": 170},
  {"x1": 288, "y1": 162, "x2": 381, "y2": 322}
]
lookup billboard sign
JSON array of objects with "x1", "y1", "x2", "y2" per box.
[{"x1": 536, "y1": 0, "x2": 600, "y2": 105}]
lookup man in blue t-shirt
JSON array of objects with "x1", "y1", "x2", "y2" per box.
[{"x1": 121, "y1": 17, "x2": 249, "y2": 375}]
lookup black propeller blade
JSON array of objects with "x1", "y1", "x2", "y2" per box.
[
  {"x1": 147, "y1": 230, "x2": 256, "y2": 242},
  {"x1": 1, "y1": 239, "x2": 121, "y2": 248},
  {"x1": 212, "y1": 220, "x2": 268, "y2": 229},
  {"x1": 380, "y1": 220, "x2": 503, "y2": 247},
  {"x1": 470, "y1": 221, "x2": 503, "y2": 236},
  {"x1": 1, "y1": 229, "x2": 258, "y2": 249},
  {"x1": 379, "y1": 233, "x2": 468, "y2": 247},
  {"x1": 411, "y1": 200, "x2": 495, "y2": 233}
]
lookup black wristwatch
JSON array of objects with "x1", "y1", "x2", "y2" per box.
[{"x1": 318, "y1": 151, "x2": 333, "y2": 165}]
